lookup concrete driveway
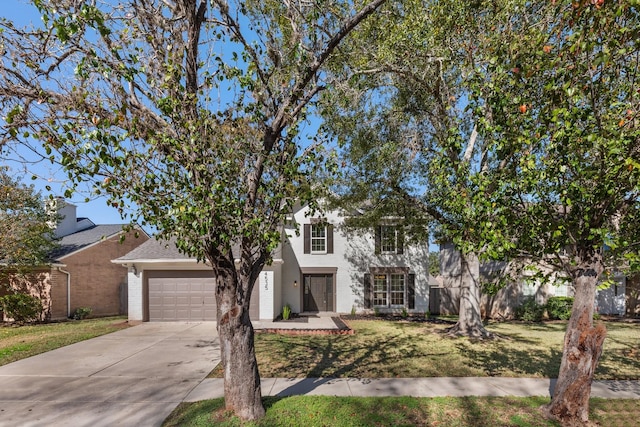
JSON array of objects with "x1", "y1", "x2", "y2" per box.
[{"x1": 0, "y1": 322, "x2": 220, "y2": 427}]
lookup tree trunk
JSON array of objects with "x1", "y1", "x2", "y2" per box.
[
  {"x1": 543, "y1": 255, "x2": 607, "y2": 425},
  {"x1": 447, "y1": 251, "x2": 493, "y2": 339},
  {"x1": 215, "y1": 263, "x2": 265, "y2": 420}
]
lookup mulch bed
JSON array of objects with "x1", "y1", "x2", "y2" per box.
[{"x1": 340, "y1": 314, "x2": 457, "y2": 324}]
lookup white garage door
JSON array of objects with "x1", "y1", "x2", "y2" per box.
[{"x1": 147, "y1": 271, "x2": 216, "y2": 321}]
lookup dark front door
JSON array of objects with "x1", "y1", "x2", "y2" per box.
[{"x1": 303, "y1": 274, "x2": 333, "y2": 312}]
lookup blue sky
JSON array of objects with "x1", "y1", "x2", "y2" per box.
[{"x1": 1, "y1": 0, "x2": 136, "y2": 227}]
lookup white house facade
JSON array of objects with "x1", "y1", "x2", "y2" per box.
[{"x1": 114, "y1": 203, "x2": 431, "y2": 322}]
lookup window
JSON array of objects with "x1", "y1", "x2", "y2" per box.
[
  {"x1": 366, "y1": 271, "x2": 414, "y2": 308},
  {"x1": 380, "y1": 226, "x2": 397, "y2": 253},
  {"x1": 373, "y1": 274, "x2": 388, "y2": 306},
  {"x1": 375, "y1": 225, "x2": 403, "y2": 254},
  {"x1": 303, "y1": 222, "x2": 333, "y2": 254},
  {"x1": 311, "y1": 224, "x2": 327, "y2": 253},
  {"x1": 390, "y1": 274, "x2": 405, "y2": 306}
]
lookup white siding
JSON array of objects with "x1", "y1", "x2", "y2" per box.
[
  {"x1": 281, "y1": 205, "x2": 430, "y2": 315},
  {"x1": 127, "y1": 268, "x2": 143, "y2": 321},
  {"x1": 259, "y1": 270, "x2": 275, "y2": 320}
]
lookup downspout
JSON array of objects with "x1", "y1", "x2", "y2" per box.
[{"x1": 58, "y1": 267, "x2": 71, "y2": 318}]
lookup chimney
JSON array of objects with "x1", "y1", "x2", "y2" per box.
[{"x1": 46, "y1": 198, "x2": 78, "y2": 238}]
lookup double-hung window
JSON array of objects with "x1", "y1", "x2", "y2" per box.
[
  {"x1": 380, "y1": 226, "x2": 398, "y2": 253},
  {"x1": 303, "y1": 221, "x2": 334, "y2": 254},
  {"x1": 310, "y1": 224, "x2": 327, "y2": 254},
  {"x1": 375, "y1": 224, "x2": 403, "y2": 255},
  {"x1": 373, "y1": 274, "x2": 388, "y2": 306}
]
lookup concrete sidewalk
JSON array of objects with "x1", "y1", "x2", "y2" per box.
[{"x1": 185, "y1": 377, "x2": 640, "y2": 402}]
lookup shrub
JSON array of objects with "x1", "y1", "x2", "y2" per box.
[
  {"x1": 515, "y1": 297, "x2": 545, "y2": 322},
  {"x1": 350, "y1": 305, "x2": 356, "y2": 316},
  {"x1": 0, "y1": 293, "x2": 43, "y2": 322},
  {"x1": 282, "y1": 304, "x2": 291, "y2": 320},
  {"x1": 401, "y1": 307, "x2": 409, "y2": 318},
  {"x1": 72, "y1": 307, "x2": 92, "y2": 320},
  {"x1": 546, "y1": 296, "x2": 574, "y2": 320}
]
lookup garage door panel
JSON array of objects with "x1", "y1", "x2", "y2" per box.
[
  {"x1": 147, "y1": 269, "x2": 260, "y2": 321},
  {"x1": 148, "y1": 270, "x2": 217, "y2": 321}
]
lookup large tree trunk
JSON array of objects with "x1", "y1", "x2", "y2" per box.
[
  {"x1": 447, "y1": 251, "x2": 493, "y2": 339},
  {"x1": 543, "y1": 254, "x2": 607, "y2": 425},
  {"x1": 215, "y1": 259, "x2": 265, "y2": 420}
]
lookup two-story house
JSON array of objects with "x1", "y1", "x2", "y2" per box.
[{"x1": 115, "y1": 203, "x2": 431, "y2": 322}]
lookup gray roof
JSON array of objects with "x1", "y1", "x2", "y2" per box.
[
  {"x1": 113, "y1": 236, "x2": 193, "y2": 262},
  {"x1": 51, "y1": 224, "x2": 127, "y2": 260}
]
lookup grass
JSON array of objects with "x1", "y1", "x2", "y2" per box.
[
  {"x1": 0, "y1": 316, "x2": 129, "y2": 366},
  {"x1": 208, "y1": 319, "x2": 639, "y2": 380},
  {"x1": 163, "y1": 396, "x2": 640, "y2": 427},
  {"x1": 175, "y1": 318, "x2": 640, "y2": 426}
]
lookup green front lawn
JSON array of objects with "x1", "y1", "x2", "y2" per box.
[
  {"x1": 0, "y1": 316, "x2": 129, "y2": 365},
  {"x1": 163, "y1": 396, "x2": 640, "y2": 427},
  {"x1": 189, "y1": 319, "x2": 639, "y2": 426},
  {"x1": 210, "y1": 319, "x2": 639, "y2": 379}
]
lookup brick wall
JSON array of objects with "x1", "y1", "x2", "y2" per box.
[
  {"x1": 59, "y1": 230, "x2": 149, "y2": 317},
  {"x1": 0, "y1": 269, "x2": 52, "y2": 321}
]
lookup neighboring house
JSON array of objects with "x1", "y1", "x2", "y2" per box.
[
  {"x1": 115, "y1": 203, "x2": 431, "y2": 322},
  {"x1": 1, "y1": 200, "x2": 149, "y2": 321},
  {"x1": 436, "y1": 242, "x2": 627, "y2": 318}
]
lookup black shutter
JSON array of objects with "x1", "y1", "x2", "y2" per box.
[
  {"x1": 364, "y1": 273, "x2": 371, "y2": 308},
  {"x1": 408, "y1": 273, "x2": 415, "y2": 309},
  {"x1": 304, "y1": 224, "x2": 310, "y2": 254},
  {"x1": 374, "y1": 226, "x2": 381, "y2": 254},
  {"x1": 397, "y1": 227, "x2": 404, "y2": 254},
  {"x1": 327, "y1": 225, "x2": 334, "y2": 254}
]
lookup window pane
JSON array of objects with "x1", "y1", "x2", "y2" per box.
[
  {"x1": 380, "y1": 226, "x2": 397, "y2": 253},
  {"x1": 390, "y1": 274, "x2": 405, "y2": 306},
  {"x1": 311, "y1": 224, "x2": 326, "y2": 252},
  {"x1": 373, "y1": 274, "x2": 388, "y2": 306}
]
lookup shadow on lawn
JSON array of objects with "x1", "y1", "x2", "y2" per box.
[
  {"x1": 456, "y1": 342, "x2": 563, "y2": 378},
  {"x1": 261, "y1": 326, "x2": 445, "y2": 380}
]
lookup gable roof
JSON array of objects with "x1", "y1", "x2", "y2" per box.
[
  {"x1": 112, "y1": 236, "x2": 193, "y2": 262},
  {"x1": 51, "y1": 224, "x2": 128, "y2": 260}
]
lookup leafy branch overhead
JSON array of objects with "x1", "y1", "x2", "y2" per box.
[
  {"x1": 0, "y1": 0, "x2": 385, "y2": 263},
  {"x1": 0, "y1": 0, "x2": 388, "y2": 420}
]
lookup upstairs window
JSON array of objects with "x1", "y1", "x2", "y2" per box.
[
  {"x1": 303, "y1": 221, "x2": 334, "y2": 254},
  {"x1": 311, "y1": 224, "x2": 327, "y2": 254},
  {"x1": 375, "y1": 225, "x2": 404, "y2": 255}
]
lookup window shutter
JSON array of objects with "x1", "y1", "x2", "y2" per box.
[
  {"x1": 397, "y1": 227, "x2": 405, "y2": 254},
  {"x1": 408, "y1": 273, "x2": 415, "y2": 309},
  {"x1": 364, "y1": 273, "x2": 371, "y2": 308},
  {"x1": 374, "y1": 226, "x2": 381, "y2": 254},
  {"x1": 304, "y1": 224, "x2": 310, "y2": 254},
  {"x1": 327, "y1": 225, "x2": 334, "y2": 254}
]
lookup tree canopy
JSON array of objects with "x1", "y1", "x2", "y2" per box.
[
  {"x1": 0, "y1": 0, "x2": 387, "y2": 420},
  {"x1": 324, "y1": 0, "x2": 639, "y2": 423},
  {"x1": 0, "y1": 166, "x2": 58, "y2": 272}
]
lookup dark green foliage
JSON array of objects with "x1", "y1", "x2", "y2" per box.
[
  {"x1": 546, "y1": 297, "x2": 573, "y2": 321},
  {"x1": 71, "y1": 307, "x2": 92, "y2": 320},
  {"x1": 0, "y1": 293, "x2": 43, "y2": 322},
  {"x1": 514, "y1": 297, "x2": 545, "y2": 322}
]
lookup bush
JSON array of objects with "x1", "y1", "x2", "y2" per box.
[
  {"x1": 71, "y1": 307, "x2": 92, "y2": 320},
  {"x1": 282, "y1": 304, "x2": 291, "y2": 320},
  {"x1": 515, "y1": 297, "x2": 545, "y2": 322},
  {"x1": 546, "y1": 296, "x2": 574, "y2": 320},
  {"x1": 0, "y1": 293, "x2": 43, "y2": 322}
]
